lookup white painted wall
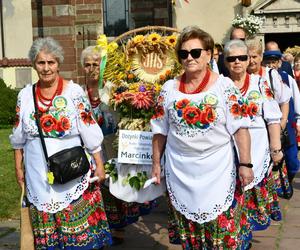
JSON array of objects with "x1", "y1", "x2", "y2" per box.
[
  {"x1": 172, "y1": 0, "x2": 261, "y2": 44},
  {"x1": 2, "y1": 0, "x2": 33, "y2": 58}
]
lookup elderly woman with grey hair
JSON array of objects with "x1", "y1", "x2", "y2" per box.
[
  {"x1": 80, "y1": 45, "x2": 157, "y2": 245},
  {"x1": 10, "y1": 37, "x2": 112, "y2": 249},
  {"x1": 224, "y1": 39, "x2": 283, "y2": 246}
]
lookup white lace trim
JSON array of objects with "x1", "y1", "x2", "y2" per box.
[
  {"x1": 26, "y1": 171, "x2": 91, "y2": 213},
  {"x1": 166, "y1": 168, "x2": 236, "y2": 224},
  {"x1": 244, "y1": 148, "x2": 270, "y2": 190}
]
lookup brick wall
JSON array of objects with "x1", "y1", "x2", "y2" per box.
[
  {"x1": 31, "y1": 0, "x2": 103, "y2": 84},
  {"x1": 130, "y1": 0, "x2": 170, "y2": 28}
]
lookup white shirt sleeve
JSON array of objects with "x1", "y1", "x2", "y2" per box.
[
  {"x1": 9, "y1": 86, "x2": 30, "y2": 149},
  {"x1": 266, "y1": 67, "x2": 291, "y2": 104},
  {"x1": 288, "y1": 75, "x2": 300, "y2": 125},
  {"x1": 150, "y1": 80, "x2": 172, "y2": 136}
]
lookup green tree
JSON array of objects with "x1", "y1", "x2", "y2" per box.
[{"x1": 0, "y1": 79, "x2": 18, "y2": 126}]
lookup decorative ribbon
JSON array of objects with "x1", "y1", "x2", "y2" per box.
[{"x1": 95, "y1": 35, "x2": 118, "y2": 89}]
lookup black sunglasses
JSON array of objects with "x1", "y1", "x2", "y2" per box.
[
  {"x1": 226, "y1": 55, "x2": 248, "y2": 63},
  {"x1": 177, "y1": 48, "x2": 205, "y2": 60}
]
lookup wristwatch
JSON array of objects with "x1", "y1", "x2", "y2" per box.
[{"x1": 239, "y1": 163, "x2": 253, "y2": 168}]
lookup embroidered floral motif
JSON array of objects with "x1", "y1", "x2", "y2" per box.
[
  {"x1": 30, "y1": 109, "x2": 72, "y2": 137},
  {"x1": 74, "y1": 95, "x2": 97, "y2": 126},
  {"x1": 174, "y1": 97, "x2": 217, "y2": 129},
  {"x1": 14, "y1": 99, "x2": 21, "y2": 128},
  {"x1": 226, "y1": 87, "x2": 260, "y2": 120}
]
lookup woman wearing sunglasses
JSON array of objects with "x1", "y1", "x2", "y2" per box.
[
  {"x1": 151, "y1": 26, "x2": 253, "y2": 249},
  {"x1": 224, "y1": 39, "x2": 283, "y2": 247}
]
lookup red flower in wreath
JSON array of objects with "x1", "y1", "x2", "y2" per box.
[
  {"x1": 176, "y1": 99, "x2": 190, "y2": 109},
  {"x1": 230, "y1": 103, "x2": 240, "y2": 117},
  {"x1": 40, "y1": 114, "x2": 57, "y2": 133},
  {"x1": 80, "y1": 111, "x2": 96, "y2": 125},
  {"x1": 182, "y1": 106, "x2": 201, "y2": 125},
  {"x1": 199, "y1": 106, "x2": 216, "y2": 124},
  {"x1": 56, "y1": 116, "x2": 71, "y2": 132},
  {"x1": 247, "y1": 102, "x2": 258, "y2": 117}
]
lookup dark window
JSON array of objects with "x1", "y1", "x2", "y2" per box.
[
  {"x1": 103, "y1": 0, "x2": 129, "y2": 37},
  {"x1": 103, "y1": 0, "x2": 172, "y2": 37}
]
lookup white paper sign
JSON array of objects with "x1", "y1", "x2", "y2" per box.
[{"x1": 118, "y1": 130, "x2": 153, "y2": 164}]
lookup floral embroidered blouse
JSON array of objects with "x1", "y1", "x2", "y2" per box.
[
  {"x1": 10, "y1": 81, "x2": 103, "y2": 213},
  {"x1": 151, "y1": 75, "x2": 250, "y2": 224},
  {"x1": 239, "y1": 74, "x2": 282, "y2": 191}
]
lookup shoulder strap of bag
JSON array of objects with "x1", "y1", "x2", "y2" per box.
[
  {"x1": 32, "y1": 84, "x2": 50, "y2": 167},
  {"x1": 268, "y1": 68, "x2": 274, "y2": 92}
]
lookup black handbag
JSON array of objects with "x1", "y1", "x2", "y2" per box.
[{"x1": 32, "y1": 85, "x2": 90, "y2": 184}]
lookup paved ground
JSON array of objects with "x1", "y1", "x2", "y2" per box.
[{"x1": 1, "y1": 173, "x2": 300, "y2": 250}]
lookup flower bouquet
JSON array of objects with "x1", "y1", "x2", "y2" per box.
[
  {"x1": 95, "y1": 27, "x2": 181, "y2": 194},
  {"x1": 232, "y1": 14, "x2": 263, "y2": 36}
]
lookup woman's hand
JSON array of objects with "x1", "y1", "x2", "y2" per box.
[
  {"x1": 92, "y1": 151, "x2": 106, "y2": 183},
  {"x1": 15, "y1": 167, "x2": 24, "y2": 188},
  {"x1": 14, "y1": 149, "x2": 24, "y2": 188},
  {"x1": 239, "y1": 166, "x2": 254, "y2": 187},
  {"x1": 94, "y1": 164, "x2": 106, "y2": 183},
  {"x1": 271, "y1": 150, "x2": 284, "y2": 166},
  {"x1": 152, "y1": 163, "x2": 161, "y2": 185}
]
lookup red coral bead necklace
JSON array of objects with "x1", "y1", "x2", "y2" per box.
[
  {"x1": 179, "y1": 68, "x2": 211, "y2": 94},
  {"x1": 239, "y1": 73, "x2": 250, "y2": 96},
  {"x1": 36, "y1": 77, "x2": 63, "y2": 113}
]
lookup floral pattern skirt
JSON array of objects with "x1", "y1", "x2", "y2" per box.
[
  {"x1": 167, "y1": 182, "x2": 250, "y2": 250},
  {"x1": 244, "y1": 176, "x2": 271, "y2": 232},
  {"x1": 30, "y1": 184, "x2": 112, "y2": 250},
  {"x1": 265, "y1": 171, "x2": 282, "y2": 221},
  {"x1": 101, "y1": 185, "x2": 157, "y2": 229},
  {"x1": 273, "y1": 161, "x2": 293, "y2": 200}
]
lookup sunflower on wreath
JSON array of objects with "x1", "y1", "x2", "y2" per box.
[{"x1": 100, "y1": 30, "x2": 181, "y2": 131}]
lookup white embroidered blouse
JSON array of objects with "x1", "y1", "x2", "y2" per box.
[
  {"x1": 241, "y1": 74, "x2": 282, "y2": 191},
  {"x1": 151, "y1": 75, "x2": 250, "y2": 224},
  {"x1": 10, "y1": 81, "x2": 103, "y2": 213}
]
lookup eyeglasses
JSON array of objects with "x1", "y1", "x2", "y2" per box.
[
  {"x1": 226, "y1": 55, "x2": 248, "y2": 63},
  {"x1": 177, "y1": 48, "x2": 205, "y2": 60}
]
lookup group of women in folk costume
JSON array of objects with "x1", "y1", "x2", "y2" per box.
[
  {"x1": 12, "y1": 26, "x2": 297, "y2": 250},
  {"x1": 151, "y1": 26, "x2": 294, "y2": 250}
]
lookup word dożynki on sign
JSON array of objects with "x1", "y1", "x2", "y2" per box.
[{"x1": 118, "y1": 130, "x2": 153, "y2": 164}]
